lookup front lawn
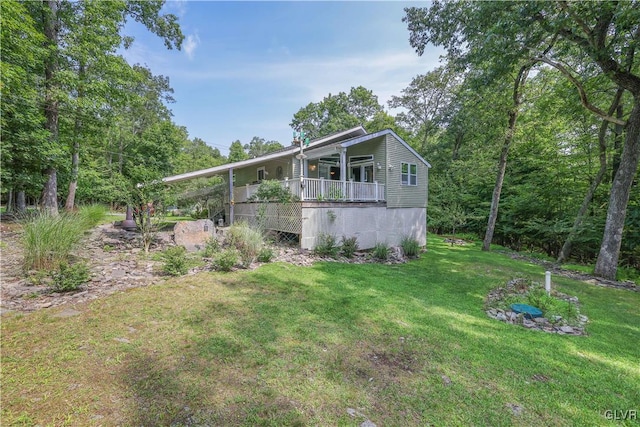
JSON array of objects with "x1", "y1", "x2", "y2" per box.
[{"x1": 2, "y1": 236, "x2": 638, "y2": 426}]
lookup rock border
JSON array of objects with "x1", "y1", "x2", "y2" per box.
[{"x1": 485, "y1": 278, "x2": 588, "y2": 336}]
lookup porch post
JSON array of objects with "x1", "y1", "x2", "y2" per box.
[
  {"x1": 229, "y1": 167, "x2": 234, "y2": 225},
  {"x1": 320, "y1": 177, "x2": 325, "y2": 199},
  {"x1": 340, "y1": 148, "x2": 347, "y2": 200},
  {"x1": 374, "y1": 181, "x2": 378, "y2": 202}
]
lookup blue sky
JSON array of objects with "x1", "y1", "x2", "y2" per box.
[{"x1": 122, "y1": 1, "x2": 442, "y2": 156}]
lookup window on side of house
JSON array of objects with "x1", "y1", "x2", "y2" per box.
[
  {"x1": 257, "y1": 167, "x2": 266, "y2": 182},
  {"x1": 401, "y1": 162, "x2": 417, "y2": 186}
]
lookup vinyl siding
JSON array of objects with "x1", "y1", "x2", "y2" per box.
[
  {"x1": 345, "y1": 136, "x2": 386, "y2": 186},
  {"x1": 233, "y1": 158, "x2": 293, "y2": 186},
  {"x1": 385, "y1": 133, "x2": 428, "y2": 208}
]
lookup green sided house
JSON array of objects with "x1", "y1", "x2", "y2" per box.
[{"x1": 163, "y1": 126, "x2": 431, "y2": 250}]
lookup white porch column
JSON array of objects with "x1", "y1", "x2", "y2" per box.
[
  {"x1": 228, "y1": 167, "x2": 234, "y2": 225},
  {"x1": 339, "y1": 148, "x2": 347, "y2": 182},
  {"x1": 340, "y1": 148, "x2": 347, "y2": 200}
]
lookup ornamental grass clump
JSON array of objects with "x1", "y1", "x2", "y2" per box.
[
  {"x1": 372, "y1": 242, "x2": 391, "y2": 261},
  {"x1": 228, "y1": 221, "x2": 264, "y2": 267},
  {"x1": 314, "y1": 233, "x2": 340, "y2": 258},
  {"x1": 78, "y1": 204, "x2": 108, "y2": 228},
  {"x1": 340, "y1": 236, "x2": 359, "y2": 258},
  {"x1": 400, "y1": 235, "x2": 421, "y2": 258},
  {"x1": 21, "y1": 213, "x2": 87, "y2": 271}
]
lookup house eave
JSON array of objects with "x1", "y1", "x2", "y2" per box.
[{"x1": 162, "y1": 125, "x2": 368, "y2": 184}]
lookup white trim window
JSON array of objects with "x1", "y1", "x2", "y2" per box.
[
  {"x1": 401, "y1": 162, "x2": 417, "y2": 186},
  {"x1": 257, "y1": 166, "x2": 266, "y2": 182}
]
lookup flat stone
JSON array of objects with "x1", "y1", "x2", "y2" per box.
[
  {"x1": 361, "y1": 421, "x2": 377, "y2": 427},
  {"x1": 496, "y1": 312, "x2": 507, "y2": 321},
  {"x1": 534, "y1": 317, "x2": 548, "y2": 324},
  {"x1": 559, "y1": 325, "x2": 574, "y2": 333},
  {"x1": 111, "y1": 269, "x2": 127, "y2": 279}
]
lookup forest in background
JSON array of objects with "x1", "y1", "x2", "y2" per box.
[{"x1": 1, "y1": 1, "x2": 638, "y2": 279}]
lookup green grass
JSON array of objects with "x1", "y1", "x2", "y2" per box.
[{"x1": 2, "y1": 236, "x2": 639, "y2": 426}]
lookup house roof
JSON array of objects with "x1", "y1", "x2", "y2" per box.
[
  {"x1": 162, "y1": 125, "x2": 430, "y2": 184},
  {"x1": 162, "y1": 126, "x2": 366, "y2": 184}
]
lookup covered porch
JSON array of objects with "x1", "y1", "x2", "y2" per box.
[{"x1": 233, "y1": 177, "x2": 385, "y2": 203}]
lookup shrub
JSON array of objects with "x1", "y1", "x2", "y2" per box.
[
  {"x1": 340, "y1": 236, "x2": 359, "y2": 258},
  {"x1": 214, "y1": 248, "x2": 239, "y2": 271},
  {"x1": 202, "y1": 237, "x2": 221, "y2": 258},
  {"x1": 372, "y1": 242, "x2": 391, "y2": 260},
  {"x1": 228, "y1": 222, "x2": 264, "y2": 267},
  {"x1": 50, "y1": 262, "x2": 89, "y2": 292},
  {"x1": 250, "y1": 180, "x2": 296, "y2": 203},
  {"x1": 162, "y1": 246, "x2": 189, "y2": 276},
  {"x1": 257, "y1": 247, "x2": 274, "y2": 263},
  {"x1": 400, "y1": 235, "x2": 421, "y2": 258},
  {"x1": 314, "y1": 234, "x2": 339, "y2": 258},
  {"x1": 21, "y1": 213, "x2": 86, "y2": 271}
]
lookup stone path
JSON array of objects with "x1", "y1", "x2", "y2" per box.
[{"x1": 1, "y1": 223, "x2": 171, "y2": 313}]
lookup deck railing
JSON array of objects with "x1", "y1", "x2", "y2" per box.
[{"x1": 233, "y1": 178, "x2": 385, "y2": 203}]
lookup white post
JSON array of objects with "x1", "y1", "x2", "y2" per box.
[
  {"x1": 374, "y1": 181, "x2": 378, "y2": 202},
  {"x1": 545, "y1": 271, "x2": 551, "y2": 296},
  {"x1": 320, "y1": 177, "x2": 325, "y2": 199},
  {"x1": 228, "y1": 167, "x2": 234, "y2": 225}
]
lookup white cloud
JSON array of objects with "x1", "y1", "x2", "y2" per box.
[
  {"x1": 175, "y1": 49, "x2": 444, "y2": 106},
  {"x1": 184, "y1": 34, "x2": 200, "y2": 60}
]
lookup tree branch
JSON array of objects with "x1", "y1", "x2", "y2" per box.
[{"x1": 534, "y1": 56, "x2": 627, "y2": 126}]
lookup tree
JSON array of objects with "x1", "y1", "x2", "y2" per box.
[
  {"x1": 244, "y1": 137, "x2": 284, "y2": 158},
  {"x1": 23, "y1": 0, "x2": 184, "y2": 213},
  {"x1": 228, "y1": 140, "x2": 248, "y2": 163},
  {"x1": 0, "y1": 0, "x2": 48, "y2": 211},
  {"x1": 405, "y1": 1, "x2": 640, "y2": 279},
  {"x1": 290, "y1": 86, "x2": 384, "y2": 138},
  {"x1": 388, "y1": 66, "x2": 459, "y2": 151}
]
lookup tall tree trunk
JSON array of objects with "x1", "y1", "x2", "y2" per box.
[
  {"x1": 557, "y1": 88, "x2": 624, "y2": 263},
  {"x1": 65, "y1": 140, "x2": 79, "y2": 211},
  {"x1": 65, "y1": 64, "x2": 85, "y2": 211},
  {"x1": 595, "y1": 98, "x2": 640, "y2": 279},
  {"x1": 611, "y1": 104, "x2": 624, "y2": 182},
  {"x1": 482, "y1": 65, "x2": 531, "y2": 251},
  {"x1": 17, "y1": 190, "x2": 26, "y2": 212},
  {"x1": 42, "y1": 0, "x2": 59, "y2": 216},
  {"x1": 6, "y1": 189, "x2": 14, "y2": 213}
]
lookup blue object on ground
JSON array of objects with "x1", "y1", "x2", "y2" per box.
[{"x1": 510, "y1": 303, "x2": 543, "y2": 319}]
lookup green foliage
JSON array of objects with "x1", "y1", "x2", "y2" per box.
[
  {"x1": 228, "y1": 222, "x2": 264, "y2": 267},
  {"x1": 257, "y1": 247, "x2": 274, "y2": 263},
  {"x1": 400, "y1": 235, "x2": 421, "y2": 258},
  {"x1": 214, "y1": 248, "x2": 238, "y2": 272},
  {"x1": 250, "y1": 180, "x2": 295, "y2": 203},
  {"x1": 340, "y1": 236, "x2": 359, "y2": 258},
  {"x1": 2, "y1": 235, "x2": 640, "y2": 425},
  {"x1": 290, "y1": 86, "x2": 384, "y2": 138},
  {"x1": 202, "y1": 237, "x2": 220, "y2": 258},
  {"x1": 21, "y1": 213, "x2": 87, "y2": 271},
  {"x1": 314, "y1": 234, "x2": 339, "y2": 258},
  {"x1": 78, "y1": 204, "x2": 107, "y2": 228},
  {"x1": 161, "y1": 246, "x2": 188, "y2": 276},
  {"x1": 243, "y1": 136, "x2": 284, "y2": 158},
  {"x1": 49, "y1": 262, "x2": 89, "y2": 292},
  {"x1": 372, "y1": 242, "x2": 391, "y2": 260}
]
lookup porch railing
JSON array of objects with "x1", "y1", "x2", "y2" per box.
[{"x1": 233, "y1": 178, "x2": 385, "y2": 203}]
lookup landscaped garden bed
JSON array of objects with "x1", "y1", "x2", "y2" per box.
[{"x1": 485, "y1": 278, "x2": 588, "y2": 335}]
